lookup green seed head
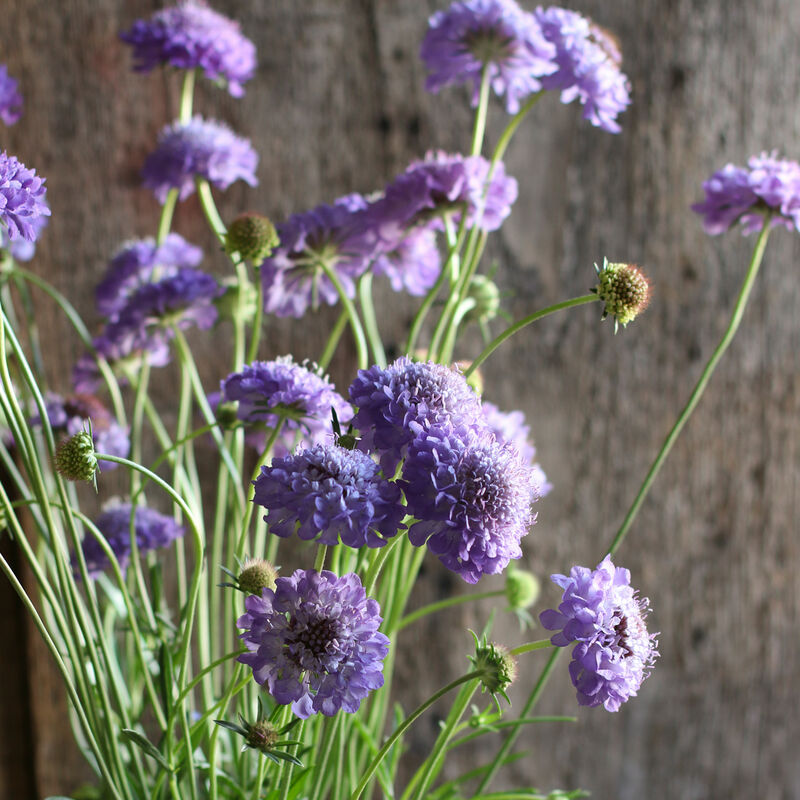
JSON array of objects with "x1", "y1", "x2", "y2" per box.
[
  {"x1": 594, "y1": 258, "x2": 651, "y2": 331},
  {"x1": 225, "y1": 213, "x2": 279, "y2": 263},
  {"x1": 54, "y1": 430, "x2": 98, "y2": 483},
  {"x1": 472, "y1": 638, "x2": 517, "y2": 697},
  {"x1": 238, "y1": 558, "x2": 278, "y2": 595},
  {"x1": 504, "y1": 567, "x2": 540, "y2": 611},
  {"x1": 464, "y1": 274, "x2": 502, "y2": 325}
]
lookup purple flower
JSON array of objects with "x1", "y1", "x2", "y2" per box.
[
  {"x1": 0, "y1": 152, "x2": 50, "y2": 243},
  {"x1": 371, "y1": 225, "x2": 441, "y2": 296},
  {"x1": 0, "y1": 65, "x2": 23, "y2": 125},
  {"x1": 348, "y1": 357, "x2": 482, "y2": 475},
  {"x1": 382, "y1": 151, "x2": 517, "y2": 233},
  {"x1": 222, "y1": 358, "x2": 353, "y2": 457},
  {"x1": 0, "y1": 208, "x2": 48, "y2": 262},
  {"x1": 260, "y1": 194, "x2": 377, "y2": 318},
  {"x1": 37, "y1": 393, "x2": 129, "y2": 472},
  {"x1": 534, "y1": 7, "x2": 631, "y2": 133},
  {"x1": 252, "y1": 443, "x2": 406, "y2": 548},
  {"x1": 78, "y1": 503, "x2": 184, "y2": 577},
  {"x1": 421, "y1": 0, "x2": 556, "y2": 114},
  {"x1": 692, "y1": 152, "x2": 800, "y2": 235},
  {"x1": 540, "y1": 555, "x2": 658, "y2": 711},
  {"x1": 481, "y1": 401, "x2": 551, "y2": 496},
  {"x1": 120, "y1": 0, "x2": 256, "y2": 97},
  {"x1": 96, "y1": 234, "x2": 203, "y2": 318},
  {"x1": 142, "y1": 116, "x2": 258, "y2": 203},
  {"x1": 401, "y1": 421, "x2": 537, "y2": 583},
  {"x1": 237, "y1": 569, "x2": 389, "y2": 718}
]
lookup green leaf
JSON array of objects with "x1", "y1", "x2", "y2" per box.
[{"x1": 121, "y1": 728, "x2": 173, "y2": 771}]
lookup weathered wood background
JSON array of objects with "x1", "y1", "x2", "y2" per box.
[{"x1": 1, "y1": 0, "x2": 799, "y2": 797}]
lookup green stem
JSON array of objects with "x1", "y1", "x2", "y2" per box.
[
  {"x1": 358, "y1": 273, "x2": 387, "y2": 367},
  {"x1": 470, "y1": 65, "x2": 492, "y2": 157},
  {"x1": 318, "y1": 260, "x2": 369, "y2": 369},
  {"x1": 396, "y1": 589, "x2": 504, "y2": 632},
  {"x1": 319, "y1": 309, "x2": 349, "y2": 371},
  {"x1": 508, "y1": 639, "x2": 553, "y2": 657},
  {"x1": 491, "y1": 92, "x2": 543, "y2": 166},
  {"x1": 350, "y1": 671, "x2": 482, "y2": 800},
  {"x1": 465, "y1": 295, "x2": 598, "y2": 378},
  {"x1": 607, "y1": 222, "x2": 772, "y2": 555}
]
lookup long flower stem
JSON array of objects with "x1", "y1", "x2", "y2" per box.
[
  {"x1": 607, "y1": 222, "x2": 772, "y2": 555},
  {"x1": 396, "y1": 589, "x2": 504, "y2": 632},
  {"x1": 316, "y1": 261, "x2": 369, "y2": 369},
  {"x1": 358, "y1": 273, "x2": 386, "y2": 368},
  {"x1": 471, "y1": 66, "x2": 492, "y2": 157},
  {"x1": 350, "y1": 671, "x2": 482, "y2": 800},
  {"x1": 465, "y1": 294, "x2": 598, "y2": 378}
]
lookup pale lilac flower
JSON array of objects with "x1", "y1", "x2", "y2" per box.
[
  {"x1": 401, "y1": 421, "x2": 537, "y2": 583},
  {"x1": 238, "y1": 569, "x2": 389, "y2": 718},
  {"x1": 371, "y1": 226, "x2": 441, "y2": 296},
  {"x1": 692, "y1": 152, "x2": 800, "y2": 235},
  {"x1": 252, "y1": 443, "x2": 406, "y2": 548},
  {"x1": 0, "y1": 152, "x2": 50, "y2": 242},
  {"x1": 259, "y1": 194, "x2": 377, "y2": 318},
  {"x1": 120, "y1": 0, "x2": 256, "y2": 97},
  {"x1": 535, "y1": 7, "x2": 631, "y2": 133},
  {"x1": 421, "y1": 0, "x2": 557, "y2": 113},
  {"x1": 348, "y1": 357, "x2": 483, "y2": 475},
  {"x1": 540, "y1": 555, "x2": 659, "y2": 711},
  {"x1": 142, "y1": 116, "x2": 258, "y2": 203},
  {"x1": 78, "y1": 503, "x2": 184, "y2": 576},
  {"x1": 0, "y1": 65, "x2": 23, "y2": 125}
]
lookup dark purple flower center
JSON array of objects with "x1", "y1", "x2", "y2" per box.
[{"x1": 286, "y1": 614, "x2": 341, "y2": 664}]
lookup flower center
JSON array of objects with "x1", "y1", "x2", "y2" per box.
[{"x1": 286, "y1": 614, "x2": 341, "y2": 664}]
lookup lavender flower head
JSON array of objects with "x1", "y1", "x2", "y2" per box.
[
  {"x1": 401, "y1": 421, "x2": 537, "y2": 583},
  {"x1": 260, "y1": 194, "x2": 377, "y2": 318},
  {"x1": 540, "y1": 555, "x2": 658, "y2": 711},
  {"x1": 78, "y1": 503, "x2": 184, "y2": 577},
  {"x1": 691, "y1": 152, "x2": 800, "y2": 235},
  {"x1": 38, "y1": 393, "x2": 130, "y2": 471},
  {"x1": 482, "y1": 401, "x2": 552, "y2": 496},
  {"x1": 252, "y1": 443, "x2": 406, "y2": 548},
  {"x1": 0, "y1": 65, "x2": 23, "y2": 125},
  {"x1": 371, "y1": 225, "x2": 442, "y2": 296},
  {"x1": 534, "y1": 7, "x2": 631, "y2": 133},
  {"x1": 421, "y1": 0, "x2": 556, "y2": 114},
  {"x1": 0, "y1": 152, "x2": 50, "y2": 243},
  {"x1": 222, "y1": 358, "x2": 353, "y2": 457},
  {"x1": 0, "y1": 210, "x2": 48, "y2": 262},
  {"x1": 142, "y1": 116, "x2": 258, "y2": 203},
  {"x1": 237, "y1": 569, "x2": 389, "y2": 717},
  {"x1": 382, "y1": 152, "x2": 518, "y2": 233},
  {"x1": 96, "y1": 234, "x2": 203, "y2": 318},
  {"x1": 349, "y1": 357, "x2": 483, "y2": 475},
  {"x1": 120, "y1": 0, "x2": 256, "y2": 97}
]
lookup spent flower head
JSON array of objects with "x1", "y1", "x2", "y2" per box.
[
  {"x1": 225, "y1": 212, "x2": 279, "y2": 262},
  {"x1": 120, "y1": 0, "x2": 257, "y2": 97},
  {"x1": 54, "y1": 427, "x2": 98, "y2": 485},
  {"x1": 540, "y1": 555, "x2": 658, "y2": 711},
  {"x1": 593, "y1": 258, "x2": 650, "y2": 332},
  {"x1": 470, "y1": 631, "x2": 517, "y2": 703}
]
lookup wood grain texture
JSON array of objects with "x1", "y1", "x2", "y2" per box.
[{"x1": 1, "y1": 0, "x2": 799, "y2": 797}]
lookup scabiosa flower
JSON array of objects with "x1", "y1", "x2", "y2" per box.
[
  {"x1": 142, "y1": 116, "x2": 258, "y2": 203},
  {"x1": 78, "y1": 503, "x2": 185, "y2": 576},
  {"x1": 481, "y1": 401, "x2": 551, "y2": 496},
  {"x1": 96, "y1": 234, "x2": 203, "y2": 318},
  {"x1": 421, "y1": 0, "x2": 556, "y2": 114},
  {"x1": 593, "y1": 258, "x2": 650, "y2": 331},
  {"x1": 37, "y1": 393, "x2": 130, "y2": 471},
  {"x1": 221, "y1": 358, "x2": 353, "y2": 457},
  {"x1": 0, "y1": 208, "x2": 48, "y2": 262},
  {"x1": 0, "y1": 152, "x2": 50, "y2": 243},
  {"x1": 259, "y1": 194, "x2": 377, "y2": 318},
  {"x1": 401, "y1": 421, "x2": 537, "y2": 583},
  {"x1": 252, "y1": 443, "x2": 406, "y2": 548},
  {"x1": 237, "y1": 569, "x2": 389, "y2": 718},
  {"x1": 371, "y1": 225, "x2": 441, "y2": 296},
  {"x1": 382, "y1": 152, "x2": 518, "y2": 233},
  {"x1": 120, "y1": 0, "x2": 257, "y2": 97},
  {"x1": 539, "y1": 555, "x2": 658, "y2": 711},
  {"x1": 0, "y1": 65, "x2": 23, "y2": 125},
  {"x1": 349, "y1": 357, "x2": 483, "y2": 475},
  {"x1": 691, "y1": 152, "x2": 800, "y2": 235},
  {"x1": 534, "y1": 7, "x2": 631, "y2": 133}
]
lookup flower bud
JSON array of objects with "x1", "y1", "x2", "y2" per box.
[
  {"x1": 505, "y1": 567, "x2": 540, "y2": 611},
  {"x1": 463, "y1": 274, "x2": 502, "y2": 325},
  {"x1": 244, "y1": 720, "x2": 279, "y2": 753},
  {"x1": 593, "y1": 258, "x2": 650, "y2": 332},
  {"x1": 225, "y1": 213, "x2": 279, "y2": 263},
  {"x1": 54, "y1": 430, "x2": 98, "y2": 484},
  {"x1": 471, "y1": 634, "x2": 517, "y2": 700},
  {"x1": 237, "y1": 558, "x2": 278, "y2": 595}
]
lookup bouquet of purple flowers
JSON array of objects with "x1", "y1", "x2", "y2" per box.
[{"x1": 0, "y1": 2, "x2": 794, "y2": 798}]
